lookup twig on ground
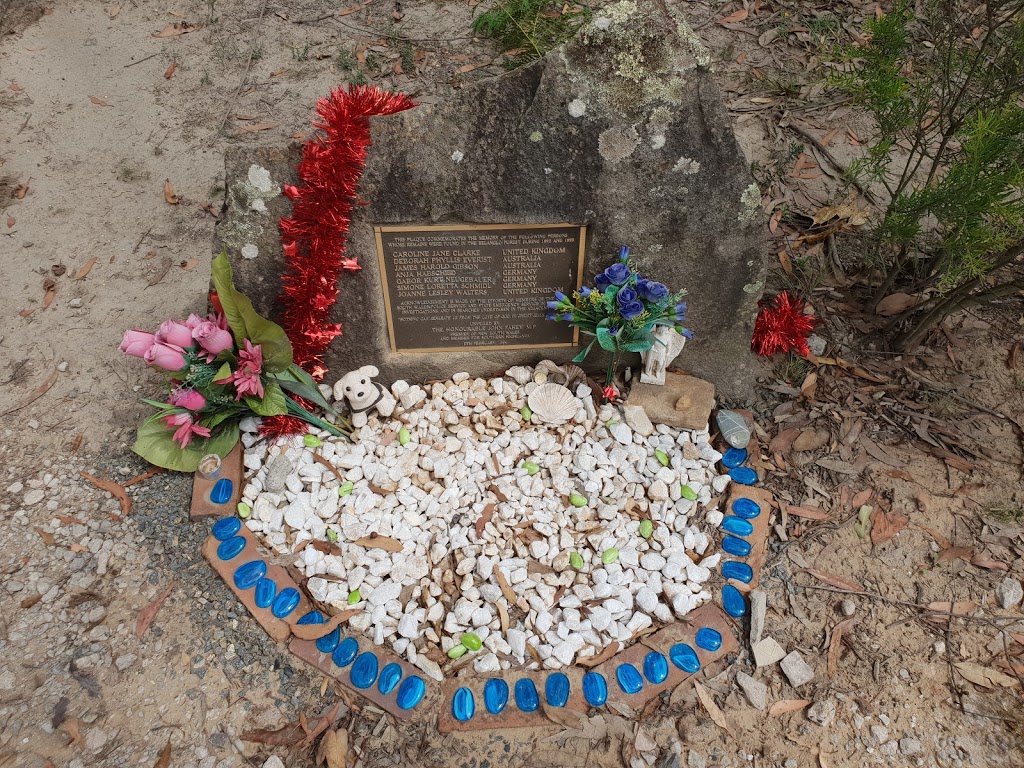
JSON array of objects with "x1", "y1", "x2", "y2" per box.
[
  {"x1": 215, "y1": 0, "x2": 270, "y2": 142},
  {"x1": 785, "y1": 121, "x2": 882, "y2": 206},
  {"x1": 124, "y1": 52, "x2": 161, "y2": 68}
]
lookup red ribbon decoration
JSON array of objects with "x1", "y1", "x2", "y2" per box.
[{"x1": 751, "y1": 291, "x2": 816, "y2": 357}]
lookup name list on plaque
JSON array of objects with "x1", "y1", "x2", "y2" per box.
[{"x1": 374, "y1": 224, "x2": 585, "y2": 352}]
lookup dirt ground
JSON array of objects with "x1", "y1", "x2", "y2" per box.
[{"x1": 1, "y1": 1, "x2": 1023, "y2": 767}]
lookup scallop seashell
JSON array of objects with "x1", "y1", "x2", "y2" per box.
[
  {"x1": 506, "y1": 366, "x2": 534, "y2": 385},
  {"x1": 527, "y1": 383, "x2": 578, "y2": 425},
  {"x1": 560, "y1": 363, "x2": 587, "y2": 390}
]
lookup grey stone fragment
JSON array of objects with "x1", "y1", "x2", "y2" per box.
[
  {"x1": 622, "y1": 405, "x2": 654, "y2": 437},
  {"x1": 900, "y1": 738, "x2": 922, "y2": 755},
  {"x1": 749, "y1": 589, "x2": 767, "y2": 645},
  {"x1": 262, "y1": 758, "x2": 285, "y2": 768},
  {"x1": 840, "y1": 599, "x2": 857, "y2": 616},
  {"x1": 879, "y1": 741, "x2": 898, "y2": 757},
  {"x1": 870, "y1": 725, "x2": 890, "y2": 744},
  {"x1": 752, "y1": 637, "x2": 786, "y2": 668},
  {"x1": 716, "y1": 409, "x2": 751, "y2": 449},
  {"x1": 264, "y1": 455, "x2": 291, "y2": 493},
  {"x1": 735, "y1": 671, "x2": 768, "y2": 710},
  {"x1": 687, "y1": 752, "x2": 706, "y2": 768},
  {"x1": 114, "y1": 654, "x2": 137, "y2": 671},
  {"x1": 780, "y1": 650, "x2": 814, "y2": 687},
  {"x1": 806, "y1": 698, "x2": 836, "y2": 726},
  {"x1": 806, "y1": 333, "x2": 827, "y2": 356},
  {"x1": 996, "y1": 576, "x2": 1023, "y2": 609}
]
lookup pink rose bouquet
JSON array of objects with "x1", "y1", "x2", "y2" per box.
[{"x1": 120, "y1": 252, "x2": 350, "y2": 471}]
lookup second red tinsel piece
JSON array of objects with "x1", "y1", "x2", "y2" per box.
[
  {"x1": 751, "y1": 291, "x2": 816, "y2": 357},
  {"x1": 261, "y1": 86, "x2": 414, "y2": 438}
]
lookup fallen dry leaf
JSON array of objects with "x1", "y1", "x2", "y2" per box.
[
  {"x1": 784, "y1": 504, "x2": 830, "y2": 521},
  {"x1": 475, "y1": 503, "x2": 496, "y2": 539},
  {"x1": 541, "y1": 703, "x2": 587, "y2": 729},
  {"x1": 234, "y1": 122, "x2": 276, "y2": 135},
  {"x1": 870, "y1": 509, "x2": 909, "y2": 545},
  {"x1": 456, "y1": 62, "x2": 487, "y2": 74},
  {"x1": 804, "y1": 568, "x2": 863, "y2": 592},
  {"x1": 152, "y1": 22, "x2": 201, "y2": 38},
  {"x1": 164, "y1": 60, "x2": 177, "y2": 79},
  {"x1": 924, "y1": 601, "x2": 978, "y2": 626},
  {"x1": 35, "y1": 526, "x2": 56, "y2": 545},
  {"x1": 318, "y1": 728, "x2": 348, "y2": 768},
  {"x1": 163, "y1": 179, "x2": 179, "y2": 204},
  {"x1": 971, "y1": 551, "x2": 1009, "y2": 571},
  {"x1": 693, "y1": 681, "x2": 729, "y2": 729},
  {"x1": 352, "y1": 533, "x2": 403, "y2": 552},
  {"x1": 955, "y1": 661, "x2": 1018, "y2": 688},
  {"x1": 0, "y1": 368, "x2": 58, "y2": 417},
  {"x1": 80, "y1": 472, "x2": 132, "y2": 515},
  {"x1": 827, "y1": 617, "x2": 855, "y2": 677},
  {"x1": 152, "y1": 741, "x2": 171, "y2": 768},
  {"x1": 88, "y1": 95, "x2": 112, "y2": 107},
  {"x1": 309, "y1": 539, "x2": 342, "y2": 556},
  {"x1": 9, "y1": 82, "x2": 24, "y2": 92},
  {"x1": 180, "y1": 259, "x2": 199, "y2": 271},
  {"x1": 21, "y1": 593, "x2": 43, "y2": 609},
  {"x1": 6, "y1": 214, "x2": 14, "y2": 229},
  {"x1": 875, "y1": 292, "x2": 918, "y2": 316},
  {"x1": 136, "y1": 580, "x2": 175, "y2": 638},
  {"x1": 290, "y1": 610, "x2": 358, "y2": 641},
  {"x1": 75, "y1": 258, "x2": 97, "y2": 280},
  {"x1": 576, "y1": 641, "x2": 622, "y2": 668},
  {"x1": 62, "y1": 715, "x2": 85, "y2": 745},
  {"x1": 719, "y1": 8, "x2": 749, "y2": 23},
  {"x1": 42, "y1": 278, "x2": 57, "y2": 309},
  {"x1": 122, "y1": 467, "x2": 164, "y2": 487},
  {"x1": 800, "y1": 370, "x2": 818, "y2": 400},
  {"x1": 13, "y1": 180, "x2": 29, "y2": 198},
  {"x1": 109, "y1": 6, "x2": 121, "y2": 19},
  {"x1": 769, "y1": 699, "x2": 811, "y2": 715},
  {"x1": 242, "y1": 722, "x2": 306, "y2": 746},
  {"x1": 936, "y1": 545, "x2": 973, "y2": 565}
]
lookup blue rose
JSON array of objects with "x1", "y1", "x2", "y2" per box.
[
  {"x1": 594, "y1": 272, "x2": 611, "y2": 291},
  {"x1": 674, "y1": 301, "x2": 688, "y2": 321},
  {"x1": 603, "y1": 262, "x2": 631, "y2": 286},
  {"x1": 580, "y1": 287, "x2": 592, "y2": 296},
  {"x1": 616, "y1": 286, "x2": 638, "y2": 305},
  {"x1": 637, "y1": 279, "x2": 669, "y2": 303},
  {"x1": 619, "y1": 301, "x2": 645, "y2": 321},
  {"x1": 618, "y1": 245, "x2": 630, "y2": 263}
]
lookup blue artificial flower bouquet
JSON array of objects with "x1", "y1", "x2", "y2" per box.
[{"x1": 546, "y1": 246, "x2": 692, "y2": 389}]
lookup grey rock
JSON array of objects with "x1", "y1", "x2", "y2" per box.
[
  {"x1": 622, "y1": 405, "x2": 654, "y2": 437},
  {"x1": 870, "y1": 725, "x2": 890, "y2": 744},
  {"x1": 656, "y1": 751, "x2": 681, "y2": 768},
  {"x1": 735, "y1": 671, "x2": 768, "y2": 710},
  {"x1": 996, "y1": 576, "x2": 1023, "y2": 609},
  {"x1": 687, "y1": 752, "x2": 706, "y2": 768},
  {"x1": 264, "y1": 456, "x2": 292, "y2": 493},
  {"x1": 780, "y1": 651, "x2": 814, "y2": 688},
  {"x1": 85, "y1": 727, "x2": 108, "y2": 752},
  {"x1": 752, "y1": 637, "x2": 786, "y2": 668},
  {"x1": 749, "y1": 589, "x2": 767, "y2": 645},
  {"x1": 221, "y1": 3, "x2": 766, "y2": 398},
  {"x1": 806, "y1": 698, "x2": 836, "y2": 726},
  {"x1": 879, "y1": 741, "x2": 898, "y2": 757},
  {"x1": 806, "y1": 333, "x2": 827, "y2": 356},
  {"x1": 114, "y1": 654, "x2": 137, "y2": 671},
  {"x1": 900, "y1": 738, "x2": 922, "y2": 755},
  {"x1": 840, "y1": 599, "x2": 857, "y2": 617},
  {"x1": 262, "y1": 758, "x2": 286, "y2": 768},
  {"x1": 23, "y1": 489, "x2": 44, "y2": 506},
  {"x1": 716, "y1": 409, "x2": 751, "y2": 449}
]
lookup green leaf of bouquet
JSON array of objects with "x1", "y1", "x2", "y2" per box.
[
  {"x1": 620, "y1": 339, "x2": 654, "y2": 352},
  {"x1": 213, "y1": 361, "x2": 232, "y2": 383},
  {"x1": 140, "y1": 398, "x2": 177, "y2": 410},
  {"x1": 286, "y1": 396, "x2": 348, "y2": 439},
  {"x1": 276, "y1": 377, "x2": 339, "y2": 417},
  {"x1": 132, "y1": 414, "x2": 240, "y2": 472},
  {"x1": 200, "y1": 409, "x2": 242, "y2": 429},
  {"x1": 596, "y1": 326, "x2": 618, "y2": 351},
  {"x1": 572, "y1": 339, "x2": 596, "y2": 363},
  {"x1": 244, "y1": 380, "x2": 288, "y2": 416},
  {"x1": 211, "y1": 251, "x2": 293, "y2": 374}
]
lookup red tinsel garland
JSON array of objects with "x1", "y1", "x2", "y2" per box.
[
  {"x1": 260, "y1": 85, "x2": 415, "y2": 439},
  {"x1": 751, "y1": 291, "x2": 817, "y2": 357}
]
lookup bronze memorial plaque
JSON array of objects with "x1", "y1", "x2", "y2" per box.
[{"x1": 374, "y1": 224, "x2": 586, "y2": 352}]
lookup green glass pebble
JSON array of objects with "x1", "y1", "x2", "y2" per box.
[
  {"x1": 655, "y1": 449, "x2": 670, "y2": 467},
  {"x1": 639, "y1": 519, "x2": 654, "y2": 539},
  {"x1": 522, "y1": 461, "x2": 539, "y2": 476},
  {"x1": 399, "y1": 427, "x2": 411, "y2": 446},
  {"x1": 602, "y1": 548, "x2": 619, "y2": 565},
  {"x1": 521, "y1": 405, "x2": 533, "y2": 421},
  {"x1": 569, "y1": 552, "x2": 584, "y2": 570},
  {"x1": 338, "y1": 481, "x2": 354, "y2": 497},
  {"x1": 304, "y1": 434, "x2": 321, "y2": 448},
  {"x1": 326, "y1": 529, "x2": 339, "y2": 543},
  {"x1": 681, "y1": 484, "x2": 698, "y2": 501},
  {"x1": 447, "y1": 643, "x2": 468, "y2": 659},
  {"x1": 569, "y1": 492, "x2": 588, "y2": 508},
  {"x1": 347, "y1": 589, "x2": 361, "y2": 605},
  {"x1": 462, "y1": 633, "x2": 483, "y2": 651},
  {"x1": 236, "y1": 502, "x2": 251, "y2": 519}
]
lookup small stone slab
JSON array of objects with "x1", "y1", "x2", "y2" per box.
[
  {"x1": 780, "y1": 651, "x2": 814, "y2": 688},
  {"x1": 201, "y1": 526, "x2": 312, "y2": 643},
  {"x1": 436, "y1": 603, "x2": 736, "y2": 732},
  {"x1": 289, "y1": 634, "x2": 438, "y2": 721},
  {"x1": 722, "y1": 483, "x2": 774, "y2": 593},
  {"x1": 625, "y1": 373, "x2": 715, "y2": 430},
  {"x1": 752, "y1": 637, "x2": 787, "y2": 668},
  {"x1": 735, "y1": 671, "x2": 768, "y2": 710},
  {"x1": 191, "y1": 443, "x2": 244, "y2": 519}
]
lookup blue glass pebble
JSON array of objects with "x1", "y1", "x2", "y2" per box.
[
  {"x1": 484, "y1": 678, "x2": 509, "y2": 715},
  {"x1": 722, "y1": 560, "x2": 754, "y2": 584},
  {"x1": 732, "y1": 498, "x2": 761, "y2": 519},
  {"x1": 350, "y1": 652, "x2": 379, "y2": 689},
  {"x1": 452, "y1": 687, "x2": 476, "y2": 721},
  {"x1": 514, "y1": 678, "x2": 539, "y2": 712},
  {"x1": 296, "y1": 610, "x2": 325, "y2": 625},
  {"x1": 730, "y1": 467, "x2": 758, "y2": 485},
  {"x1": 254, "y1": 578, "x2": 276, "y2": 609},
  {"x1": 216, "y1": 535, "x2": 246, "y2": 561},
  {"x1": 695, "y1": 627, "x2": 723, "y2": 652},
  {"x1": 643, "y1": 652, "x2": 669, "y2": 685},
  {"x1": 316, "y1": 626, "x2": 341, "y2": 654},
  {"x1": 210, "y1": 478, "x2": 234, "y2": 504},
  {"x1": 722, "y1": 535, "x2": 752, "y2": 557},
  {"x1": 212, "y1": 516, "x2": 241, "y2": 540},
  {"x1": 722, "y1": 447, "x2": 748, "y2": 469},
  {"x1": 332, "y1": 637, "x2": 359, "y2": 667},
  {"x1": 396, "y1": 676, "x2": 426, "y2": 710},
  {"x1": 378, "y1": 663, "x2": 402, "y2": 695},
  {"x1": 669, "y1": 643, "x2": 701, "y2": 674},
  {"x1": 722, "y1": 516, "x2": 754, "y2": 537},
  {"x1": 272, "y1": 588, "x2": 300, "y2": 618},
  {"x1": 233, "y1": 560, "x2": 266, "y2": 590},
  {"x1": 545, "y1": 673, "x2": 570, "y2": 707},
  {"x1": 722, "y1": 584, "x2": 748, "y2": 618},
  {"x1": 616, "y1": 664, "x2": 644, "y2": 694},
  {"x1": 582, "y1": 672, "x2": 608, "y2": 707}
]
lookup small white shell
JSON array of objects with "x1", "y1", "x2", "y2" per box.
[
  {"x1": 533, "y1": 370, "x2": 549, "y2": 384},
  {"x1": 506, "y1": 366, "x2": 534, "y2": 385},
  {"x1": 560, "y1": 363, "x2": 587, "y2": 390},
  {"x1": 527, "y1": 383, "x2": 578, "y2": 425},
  {"x1": 536, "y1": 359, "x2": 586, "y2": 389}
]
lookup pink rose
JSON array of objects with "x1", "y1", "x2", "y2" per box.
[
  {"x1": 143, "y1": 342, "x2": 187, "y2": 371},
  {"x1": 119, "y1": 330, "x2": 156, "y2": 358},
  {"x1": 192, "y1": 321, "x2": 234, "y2": 356},
  {"x1": 210, "y1": 312, "x2": 229, "y2": 331},
  {"x1": 157, "y1": 320, "x2": 195, "y2": 349},
  {"x1": 169, "y1": 389, "x2": 206, "y2": 411},
  {"x1": 185, "y1": 314, "x2": 206, "y2": 330}
]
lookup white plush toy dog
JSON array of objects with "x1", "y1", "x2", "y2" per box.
[{"x1": 332, "y1": 365, "x2": 397, "y2": 428}]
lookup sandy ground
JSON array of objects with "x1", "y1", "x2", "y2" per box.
[{"x1": 1, "y1": 2, "x2": 1023, "y2": 767}]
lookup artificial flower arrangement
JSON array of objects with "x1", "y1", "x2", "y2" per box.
[
  {"x1": 120, "y1": 252, "x2": 348, "y2": 471},
  {"x1": 545, "y1": 246, "x2": 692, "y2": 391}
]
